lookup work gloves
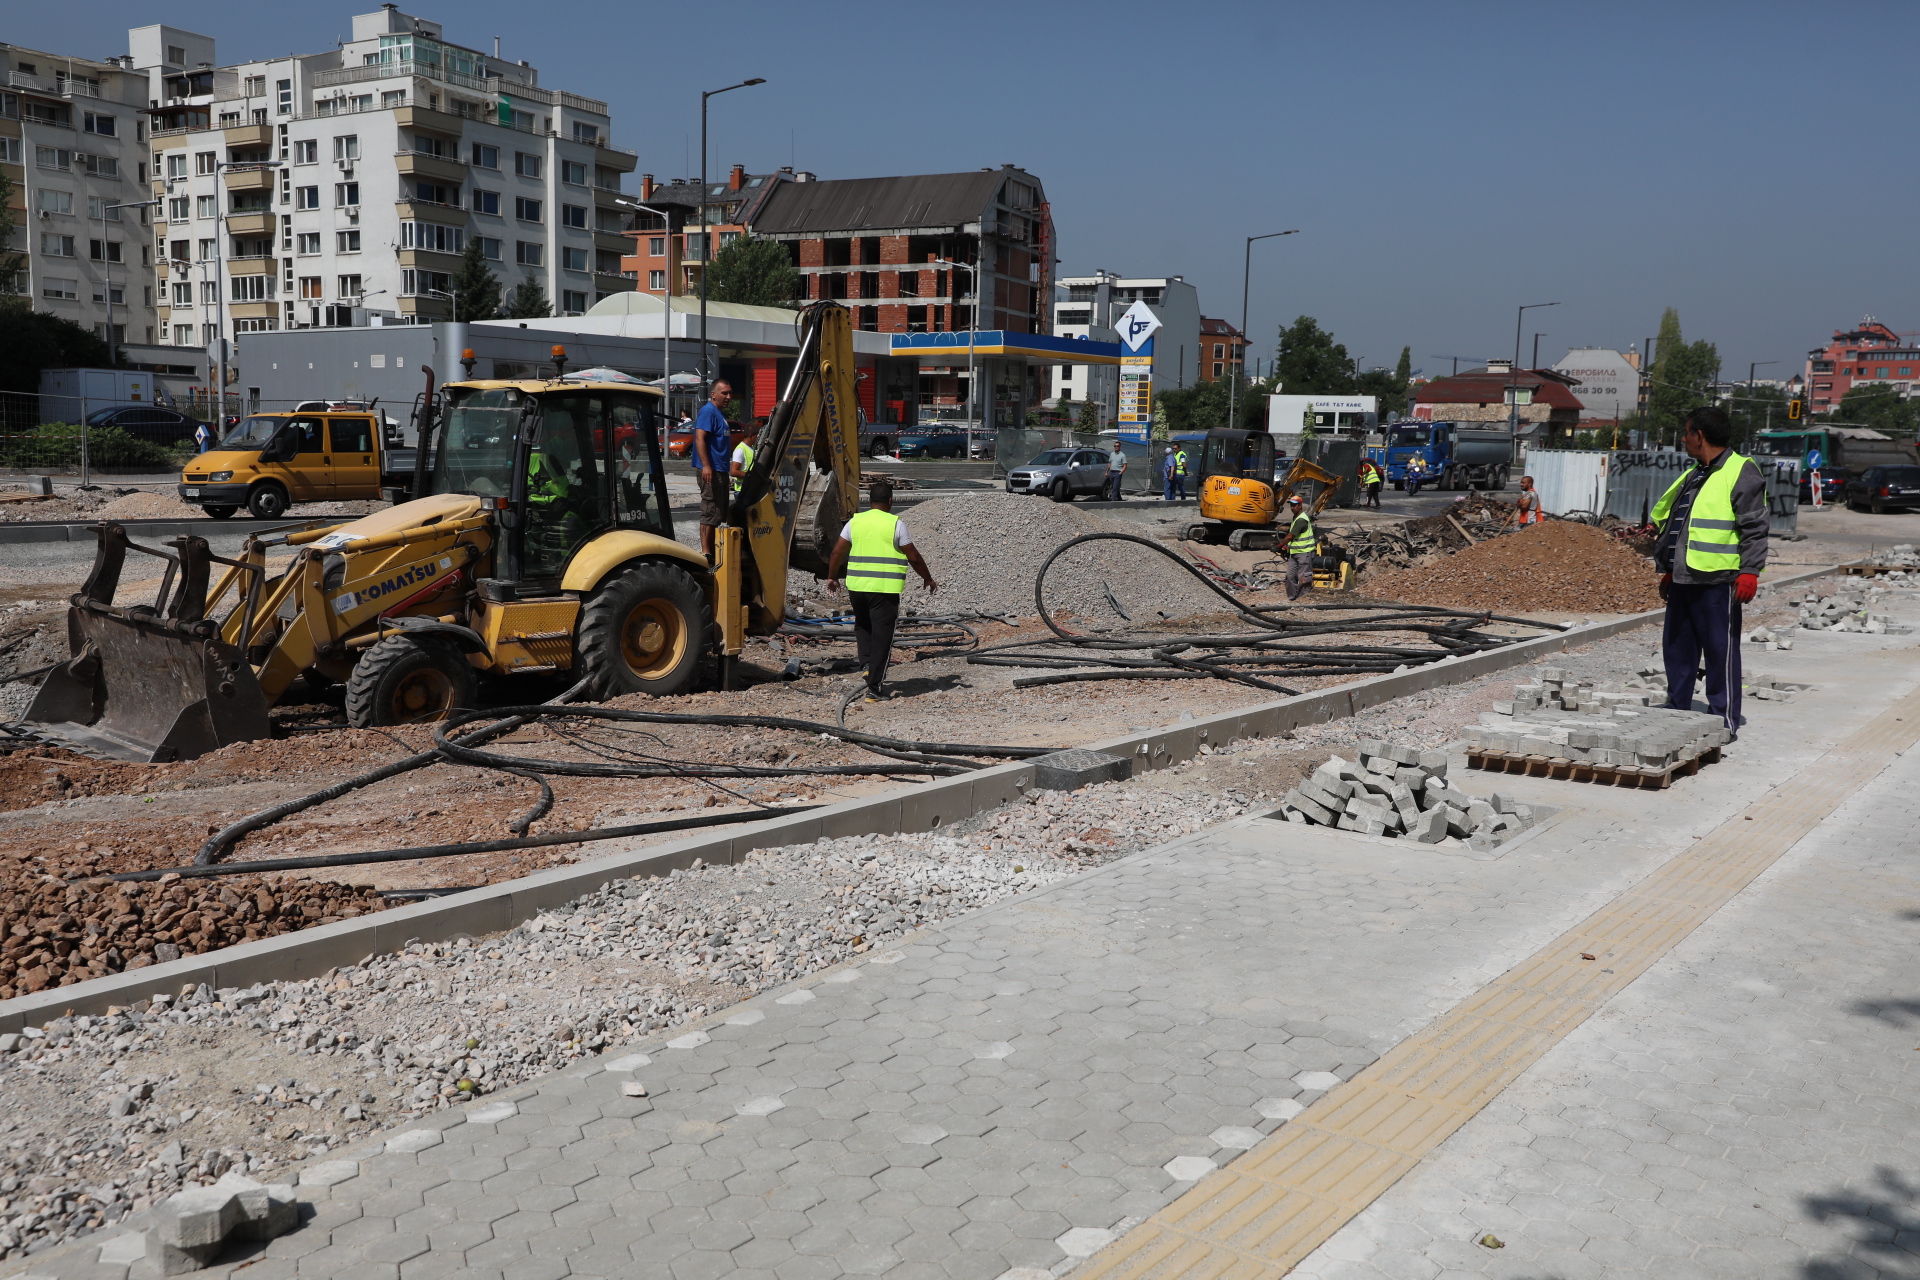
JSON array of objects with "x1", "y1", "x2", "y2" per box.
[
  {"x1": 1735, "y1": 573, "x2": 1758, "y2": 604},
  {"x1": 1658, "y1": 572, "x2": 1672, "y2": 603}
]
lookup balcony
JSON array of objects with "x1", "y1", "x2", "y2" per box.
[
  {"x1": 394, "y1": 150, "x2": 467, "y2": 184},
  {"x1": 313, "y1": 60, "x2": 495, "y2": 94},
  {"x1": 592, "y1": 230, "x2": 631, "y2": 255},
  {"x1": 393, "y1": 200, "x2": 466, "y2": 223},
  {"x1": 225, "y1": 211, "x2": 276, "y2": 236},
  {"x1": 227, "y1": 256, "x2": 274, "y2": 276},
  {"x1": 593, "y1": 144, "x2": 638, "y2": 171},
  {"x1": 224, "y1": 165, "x2": 274, "y2": 192},
  {"x1": 393, "y1": 104, "x2": 466, "y2": 139},
  {"x1": 223, "y1": 123, "x2": 273, "y2": 148},
  {"x1": 593, "y1": 272, "x2": 636, "y2": 292},
  {"x1": 398, "y1": 247, "x2": 463, "y2": 271}
]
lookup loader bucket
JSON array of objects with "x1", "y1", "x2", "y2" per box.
[{"x1": 22, "y1": 523, "x2": 271, "y2": 763}]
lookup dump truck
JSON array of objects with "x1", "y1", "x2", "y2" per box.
[
  {"x1": 26, "y1": 301, "x2": 862, "y2": 763},
  {"x1": 1378, "y1": 420, "x2": 1513, "y2": 491}
]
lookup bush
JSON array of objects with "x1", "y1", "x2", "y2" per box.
[{"x1": 0, "y1": 422, "x2": 180, "y2": 470}]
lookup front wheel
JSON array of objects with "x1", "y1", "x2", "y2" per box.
[
  {"x1": 203, "y1": 505, "x2": 238, "y2": 520},
  {"x1": 1051, "y1": 479, "x2": 1072, "y2": 503},
  {"x1": 577, "y1": 560, "x2": 713, "y2": 699},
  {"x1": 344, "y1": 636, "x2": 478, "y2": 727},
  {"x1": 247, "y1": 483, "x2": 289, "y2": 520}
]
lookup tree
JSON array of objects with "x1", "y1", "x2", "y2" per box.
[
  {"x1": 0, "y1": 170, "x2": 25, "y2": 298},
  {"x1": 1646, "y1": 307, "x2": 1720, "y2": 444},
  {"x1": 1829, "y1": 383, "x2": 1919, "y2": 438},
  {"x1": 449, "y1": 239, "x2": 502, "y2": 322},
  {"x1": 1273, "y1": 317, "x2": 1356, "y2": 396},
  {"x1": 1157, "y1": 377, "x2": 1240, "y2": 435},
  {"x1": 1074, "y1": 395, "x2": 1100, "y2": 436},
  {"x1": 503, "y1": 276, "x2": 552, "y2": 320},
  {"x1": 704, "y1": 236, "x2": 803, "y2": 308}
]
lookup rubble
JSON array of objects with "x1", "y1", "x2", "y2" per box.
[
  {"x1": 1277, "y1": 739, "x2": 1543, "y2": 852},
  {"x1": 1361, "y1": 520, "x2": 1662, "y2": 615},
  {"x1": 1792, "y1": 579, "x2": 1913, "y2": 634},
  {"x1": 1467, "y1": 665, "x2": 1730, "y2": 768}
]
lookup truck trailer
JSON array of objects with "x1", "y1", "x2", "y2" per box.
[{"x1": 1370, "y1": 420, "x2": 1514, "y2": 491}]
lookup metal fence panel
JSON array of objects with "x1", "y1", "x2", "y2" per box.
[{"x1": 1522, "y1": 449, "x2": 1609, "y2": 516}]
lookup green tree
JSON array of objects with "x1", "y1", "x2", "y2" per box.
[
  {"x1": 1075, "y1": 395, "x2": 1100, "y2": 436},
  {"x1": 449, "y1": 238, "x2": 502, "y2": 322},
  {"x1": 1646, "y1": 307, "x2": 1720, "y2": 444},
  {"x1": 1274, "y1": 316, "x2": 1356, "y2": 396},
  {"x1": 1150, "y1": 402, "x2": 1170, "y2": 442},
  {"x1": 1829, "y1": 383, "x2": 1920, "y2": 438},
  {"x1": 704, "y1": 236, "x2": 802, "y2": 308},
  {"x1": 503, "y1": 275, "x2": 552, "y2": 320},
  {"x1": 0, "y1": 308, "x2": 113, "y2": 428},
  {"x1": 0, "y1": 169, "x2": 25, "y2": 298}
]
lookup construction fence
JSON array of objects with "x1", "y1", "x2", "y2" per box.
[{"x1": 1527, "y1": 448, "x2": 1800, "y2": 536}]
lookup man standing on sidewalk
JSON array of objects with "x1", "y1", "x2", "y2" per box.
[
  {"x1": 1283, "y1": 494, "x2": 1317, "y2": 601},
  {"x1": 825, "y1": 479, "x2": 939, "y2": 701},
  {"x1": 1107, "y1": 442, "x2": 1128, "y2": 500},
  {"x1": 1651, "y1": 405, "x2": 1769, "y2": 738},
  {"x1": 692, "y1": 379, "x2": 732, "y2": 561}
]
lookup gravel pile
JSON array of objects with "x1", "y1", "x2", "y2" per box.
[
  {"x1": 902, "y1": 493, "x2": 1226, "y2": 622},
  {"x1": 0, "y1": 779, "x2": 1253, "y2": 1261},
  {"x1": 1363, "y1": 520, "x2": 1661, "y2": 615}
]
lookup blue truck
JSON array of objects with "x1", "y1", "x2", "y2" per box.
[{"x1": 1365, "y1": 421, "x2": 1515, "y2": 491}]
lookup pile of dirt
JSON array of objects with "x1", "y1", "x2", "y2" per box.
[
  {"x1": 0, "y1": 873, "x2": 390, "y2": 998},
  {"x1": 1362, "y1": 519, "x2": 1662, "y2": 614}
]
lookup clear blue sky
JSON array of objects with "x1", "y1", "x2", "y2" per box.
[{"x1": 20, "y1": 1, "x2": 1909, "y2": 381}]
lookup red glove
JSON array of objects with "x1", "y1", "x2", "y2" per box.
[{"x1": 1735, "y1": 573, "x2": 1758, "y2": 604}]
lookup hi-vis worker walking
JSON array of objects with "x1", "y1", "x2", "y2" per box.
[
  {"x1": 1284, "y1": 494, "x2": 1317, "y2": 601},
  {"x1": 1651, "y1": 405, "x2": 1768, "y2": 738},
  {"x1": 826, "y1": 479, "x2": 939, "y2": 700}
]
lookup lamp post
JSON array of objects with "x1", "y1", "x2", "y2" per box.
[
  {"x1": 1510, "y1": 302, "x2": 1559, "y2": 437},
  {"x1": 698, "y1": 78, "x2": 766, "y2": 388},
  {"x1": 616, "y1": 197, "x2": 678, "y2": 417},
  {"x1": 1231, "y1": 229, "x2": 1299, "y2": 432},
  {"x1": 1747, "y1": 359, "x2": 1778, "y2": 444},
  {"x1": 931, "y1": 257, "x2": 976, "y2": 432},
  {"x1": 98, "y1": 199, "x2": 160, "y2": 366}
]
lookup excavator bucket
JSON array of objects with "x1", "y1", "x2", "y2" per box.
[{"x1": 23, "y1": 523, "x2": 271, "y2": 762}]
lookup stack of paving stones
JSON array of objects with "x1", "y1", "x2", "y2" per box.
[
  {"x1": 1466, "y1": 665, "x2": 1730, "y2": 769},
  {"x1": 146, "y1": 1171, "x2": 298, "y2": 1273},
  {"x1": 1279, "y1": 739, "x2": 1539, "y2": 851},
  {"x1": 1792, "y1": 579, "x2": 1912, "y2": 634}
]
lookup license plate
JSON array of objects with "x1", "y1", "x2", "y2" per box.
[
  {"x1": 1228, "y1": 486, "x2": 1242, "y2": 495},
  {"x1": 183, "y1": 488, "x2": 199, "y2": 497}
]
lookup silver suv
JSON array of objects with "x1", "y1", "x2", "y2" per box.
[{"x1": 1006, "y1": 448, "x2": 1112, "y2": 501}]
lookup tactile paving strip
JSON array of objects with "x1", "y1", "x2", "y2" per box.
[{"x1": 1077, "y1": 689, "x2": 1920, "y2": 1279}]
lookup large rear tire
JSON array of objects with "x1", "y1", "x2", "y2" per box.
[
  {"x1": 577, "y1": 561, "x2": 712, "y2": 699},
  {"x1": 344, "y1": 636, "x2": 478, "y2": 727}
]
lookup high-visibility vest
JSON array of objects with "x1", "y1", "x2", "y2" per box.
[
  {"x1": 731, "y1": 442, "x2": 755, "y2": 495},
  {"x1": 1360, "y1": 460, "x2": 1380, "y2": 482},
  {"x1": 1174, "y1": 452, "x2": 1189, "y2": 476},
  {"x1": 1286, "y1": 513, "x2": 1317, "y2": 555},
  {"x1": 1651, "y1": 450, "x2": 1754, "y2": 573},
  {"x1": 845, "y1": 508, "x2": 909, "y2": 594}
]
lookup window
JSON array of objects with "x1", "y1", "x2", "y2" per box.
[
  {"x1": 88, "y1": 239, "x2": 123, "y2": 263},
  {"x1": 83, "y1": 112, "x2": 116, "y2": 137},
  {"x1": 230, "y1": 190, "x2": 271, "y2": 214},
  {"x1": 552, "y1": 203, "x2": 585, "y2": 232},
  {"x1": 294, "y1": 139, "x2": 317, "y2": 164},
  {"x1": 41, "y1": 278, "x2": 78, "y2": 301},
  {"x1": 408, "y1": 134, "x2": 450, "y2": 159},
  {"x1": 338, "y1": 275, "x2": 362, "y2": 299},
  {"x1": 412, "y1": 182, "x2": 457, "y2": 206},
  {"x1": 234, "y1": 317, "x2": 277, "y2": 332},
  {"x1": 516, "y1": 241, "x2": 543, "y2": 266},
  {"x1": 400, "y1": 222, "x2": 464, "y2": 253},
  {"x1": 88, "y1": 196, "x2": 119, "y2": 221},
  {"x1": 36, "y1": 146, "x2": 71, "y2": 171},
  {"x1": 330, "y1": 418, "x2": 373, "y2": 453},
  {"x1": 295, "y1": 186, "x2": 320, "y2": 209},
  {"x1": 244, "y1": 74, "x2": 266, "y2": 97},
  {"x1": 1212, "y1": 343, "x2": 1224, "y2": 359},
  {"x1": 472, "y1": 188, "x2": 500, "y2": 215},
  {"x1": 381, "y1": 90, "x2": 404, "y2": 107},
  {"x1": 562, "y1": 289, "x2": 587, "y2": 313},
  {"x1": 173, "y1": 324, "x2": 194, "y2": 344},
  {"x1": 332, "y1": 135, "x2": 359, "y2": 162},
  {"x1": 41, "y1": 234, "x2": 76, "y2": 257},
  {"x1": 515, "y1": 197, "x2": 542, "y2": 223},
  {"x1": 471, "y1": 143, "x2": 499, "y2": 169},
  {"x1": 168, "y1": 45, "x2": 188, "y2": 64},
  {"x1": 37, "y1": 189, "x2": 73, "y2": 216},
  {"x1": 197, "y1": 238, "x2": 215, "y2": 260},
  {"x1": 220, "y1": 111, "x2": 242, "y2": 128},
  {"x1": 562, "y1": 246, "x2": 587, "y2": 271},
  {"x1": 1904, "y1": 367, "x2": 1914, "y2": 377},
  {"x1": 515, "y1": 152, "x2": 541, "y2": 178},
  {"x1": 1877, "y1": 367, "x2": 1888, "y2": 378},
  {"x1": 165, "y1": 153, "x2": 187, "y2": 179},
  {"x1": 562, "y1": 160, "x2": 587, "y2": 186},
  {"x1": 478, "y1": 237, "x2": 502, "y2": 261},
  {"x1": 196, "y1": 195, "x2": 218, "y2": 219},
  {"x1": 335, "y1": 182, "x2": 360, "y2": 207},
  {"x1": 169, "y1": 239, "x2": 190, "y2": 262},
  {"x1": 231, "y1": 275, "x2": 272, "y2": 301},
  {"x1": 171, "y1": 282, "x2": 194, "y2": 306},
  {"x1": 897, "y1": 271, "x2": 919, "y2": 297},
  {"x1": 648, "y1": 236, "x2": 666, "y2": 257},
  {"x1": 298, "y1": 276, "x2": 323, "y2": 299},
  {"x1": 1213, "y1": 363, "x2": 1223, "y2": 378},
  {"x1": 296, "y1": 232, "x2": 321, "y2": 254},
  {"x1": 200, "y1": 281, "x2": 220, "y2": 304},
  {"x1": 648, "y1": 270, "x2": 665, "y2": 290},
  {"x1": 277, "y1": 79, "x2": 292, "y2": 114},
  {"x1": 80, "y1": 154, "x2": 119, "y2": 178},
  {"x1": 684, "y1": 232, "x2": 707, "y2": 261},
  {"x1": 596, "y1": 250, "x2": 622, "y2": 274},
  {"x1": 400, "y1": 269, "x2": 452, "y2": 296},
  {"x1": 195, "y1": 151, "x2": 217, "y2": 176},
  {"x1": 570, "y1": 122, "x2": 598, "y2": 145}
]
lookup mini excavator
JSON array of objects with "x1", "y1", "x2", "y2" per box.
[{"x1": 1177, "y1": 427, "x2": 1354, "y2": 587}]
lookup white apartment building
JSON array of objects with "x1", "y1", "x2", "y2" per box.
[
  {"x1": 136, "y1": 5, "x2": 635, "y2": 352},
  {"x1": 1, "y1": 44, "x2": 161, "y2": 350},
  {"x1": 1051, "y1": 272, "x2": 1200, "y2": 418}
]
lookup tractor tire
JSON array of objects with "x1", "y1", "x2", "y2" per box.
[
  {"x1": 344, "y1": 635, "x2": 478, "y2": 727},
  {"x1": 577, "y1": 560, "x2": 711, "y2": 699},
  {"x1": 203, "y1": 504, "x2": 239, "y2": 520},
  {"x1": 247, "y1": 483, "x2": 290, "y2": 520},
  {"x1": 1050, "y1": 479, "x2": 1072, "y2": 503}
]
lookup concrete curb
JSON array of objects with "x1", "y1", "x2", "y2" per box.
[
  {"x1": 0, "y1": 518, "x2": 313, "y2": 544},
  {"x1": 0, "y1": 565, "x2": 1836, "y2": 1031}
]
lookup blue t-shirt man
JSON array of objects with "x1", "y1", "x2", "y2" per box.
[
  {"x1": 691, "y1": 381, "x2": 734, "y2": 556},
  {"x1": 693, "y1": 398, "x2": 730, "y2": 475}
]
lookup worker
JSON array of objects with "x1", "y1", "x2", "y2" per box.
[
  {"x1": 1405, "y1": 454, "x2": 1428, "y2": 496},
  {"x1": 1651, "y1": 405, "x2": 1768, "y2": 739},
  {"x1": 729, "y1": 417, "x2": 760, "y2": 498},
  {"x1": 1359, "y1": 457, "x2": 1383, "y2": 509},
  {"x1": 1107, "y1": 443, "x2": 1128, "y2": 501},
  {"x1": 1515, "y1": 475, "x2": 1542, "y2": 524},
  {"x1": 526, "y1": 443, "x2": 568, "y2": 507},
  {"x1": 692, "y1": 378, "x2": 733, "y2": 560},
  {"x1": 1165, "y1": 445, "x2": 1190, "y2": 501},
  {"x1": 1284, "y1": 495, "x2": 1317, "y2": 601},
  {"x1": 825, "y1": 479, "x2": 939, "y2": 701}
]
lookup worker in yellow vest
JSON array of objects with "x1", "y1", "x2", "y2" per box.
[
  {"x1": 728, "y1": 418, "x2": 760, "y2": 497},
  {"x1": 1650, "y1": 405, "x2": 1768, "y2": 738},
  {"x1": 1284, "y1": 494, "x2": 1318, "y2": 601},
  {"x1": 826, "y1": 478, "x2": 939, "y2": 700}
]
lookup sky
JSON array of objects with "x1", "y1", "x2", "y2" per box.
[{"x1": 16, "y1": 0, "x2": 1913, "y2": 382}]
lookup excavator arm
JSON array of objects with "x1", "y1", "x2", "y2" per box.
[{"x1": 1277, "y1": 456, "x2": 1344, "y2": 518}]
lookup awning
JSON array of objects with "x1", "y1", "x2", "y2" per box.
[{"x1": 890, "y1": 331, "x2": 1124, "y2": 365}]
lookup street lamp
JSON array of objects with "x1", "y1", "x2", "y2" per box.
[
  {"x1": 98, "y1": 199, "x2": 160, "y2": 366},
  {"x1": 931, "y1": 257, "x2": 976, "y2": 431},
  {"x1": 615, "y1": 196, "x2": 678, "y2": 414},
  {"x1": 1510, "y1": 302, "x2": 1559, "y2": 437},
  {"x1": 1231, "y1": 230, "x2": 1299, "y2": 432},
  {"x1": 698, "y1": 78, "x2": 766, "y2": 388},
  {"x1": 1747, "y1": 359, "x2": 1779, "y2": 441}
]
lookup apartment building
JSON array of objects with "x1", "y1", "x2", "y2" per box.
[
  {"x1": 1051, "y1": 272, "x2": 1199, "y2": 410},
  {"x1": 1, "y1": 43, "x2": 161, "y2": 350},
  {"x1": 1196, "y1": 316, "x2": 1245, "y2": 382},
  {"x1": 137, "y1": 4, "x2": 635, "y2": 353},
  {"x1": 1802, "y1": 317, "x2": 1920, "y2": 412},
  {"x1": 620, "y1": 166, "x2": 804, "y2": 298}
]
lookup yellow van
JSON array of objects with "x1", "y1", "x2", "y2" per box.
[{"x1": 178, "y1": 410, "x2": 401, "y2": 519}]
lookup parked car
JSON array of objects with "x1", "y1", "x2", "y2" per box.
[
  {"x1": 82, "y1": 404, "x2": 202, "y2": 445},
  {"x1": 664, "y1": 422, "x2": 696, "y2": 458},
  {"x1": 1843, "y1": 465, "x2": 1920, "y2": 513},
  {"x1": 1801, "y1": 467, "x2": 1851, "y2": 505},
  {"x1": 1006, "y1": 448, "x2": 1111, "y2": 501},
  {"x1": 968, "y1": 430, "x2": 997, "y2": 459},
  {"x1": 897, "y1": 427, "x2": 969, "y2": 459}
]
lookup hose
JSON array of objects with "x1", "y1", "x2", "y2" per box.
[{"x1": 104, "y1": 803, "x2": 819, "y2": 883}]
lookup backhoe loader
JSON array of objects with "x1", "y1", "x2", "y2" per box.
[{"x1": 23, "y1": 301, "x2": 863, "y2": 762}]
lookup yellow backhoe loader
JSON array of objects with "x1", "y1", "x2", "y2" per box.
[{"x1": 24, "y1": 301, "x2": 863, "y2": 762}]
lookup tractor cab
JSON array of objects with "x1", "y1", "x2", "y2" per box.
[
  {"x1": 1199, "y1": 428, "x2": 1276, "y2": 485},
  {"x1": 1193, "y1": 428, "x2": 1282, "y2": 545}
]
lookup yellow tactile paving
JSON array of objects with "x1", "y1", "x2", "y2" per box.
[{"x1": 1078, "y1": 687, "x2": 1920, "y2": 1280}]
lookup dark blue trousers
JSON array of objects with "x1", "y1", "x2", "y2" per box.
[{"x1": 1663, "y1": 581, "x2": 1742, "y2": 733}]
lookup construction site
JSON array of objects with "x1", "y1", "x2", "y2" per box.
[{"x1": 0, "y1": 335, "x2": 1915, "y2": 1280}]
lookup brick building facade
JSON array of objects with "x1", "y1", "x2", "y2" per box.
[
  {"x1": 1197, "y1": 317, "x2": 1246, "y2": 382},
  {"x1": 1803, "y1": 318, "x2": 1920, "y2": 413}
]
